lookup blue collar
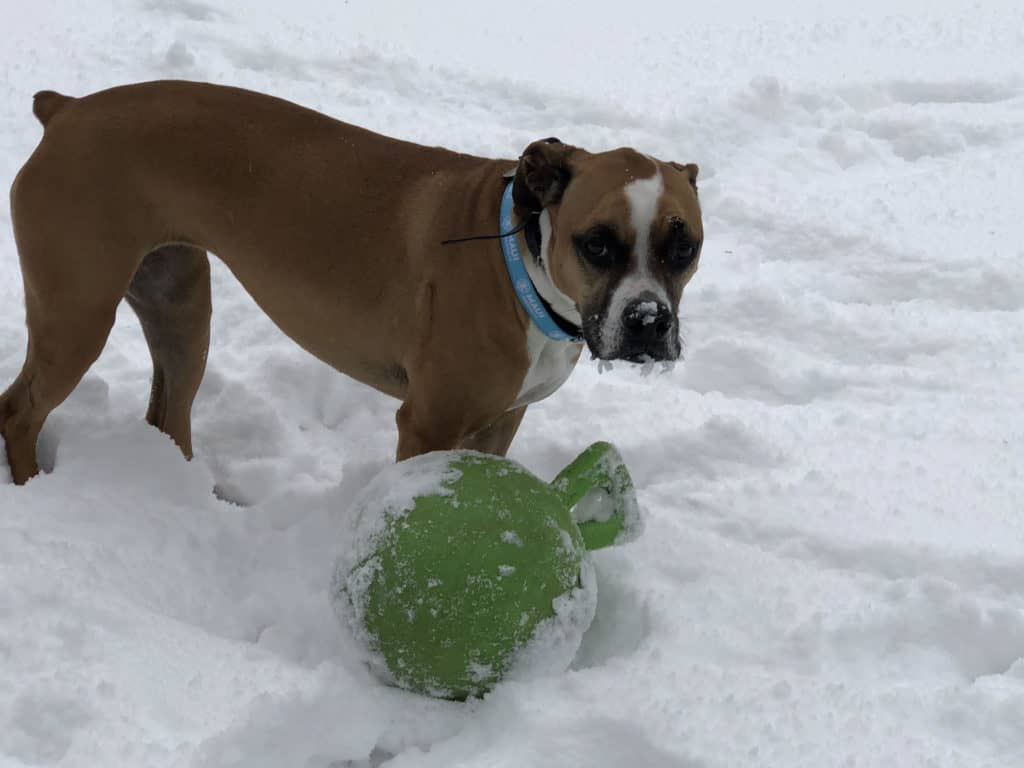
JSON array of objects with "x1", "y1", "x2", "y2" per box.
[{"x1": 499, "y1": 182, "x2": 583, "y2": 343}]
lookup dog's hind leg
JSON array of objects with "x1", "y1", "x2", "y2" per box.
[
  {"x1": 2, "y1": 141, "x2": 168, "y2": 484},
  {"x1": 0, "y1": 288, "x2": 120, "y2": 485},
  {"x1": 125, "y1": 245, "x2": 212, "y2": 460}
]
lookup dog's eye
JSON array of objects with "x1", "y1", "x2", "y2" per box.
[
  {"x1": 581, "y1": 233, "x2": 614, "y2": 266},
  {"x1": 585, "y1": 236, "x2": 607, "y2": 257},
  {"x1": 666, "y1": 237, "x2": 700, "y2": 271},
  {"x1": 577, "y1": 231, "x2": 614, "y2": 268},
  {"x1": 575, "y1": 227, "x2": 623, "y2": 268}
]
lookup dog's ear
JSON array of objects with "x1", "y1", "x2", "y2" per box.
[
  {"x1": 513, "y1": 138, "x2": 577, "y2": 213},
  {"x1": 669, "y1": 161, "x2": 699, "y2": 191}
]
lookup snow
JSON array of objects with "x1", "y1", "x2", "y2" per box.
[
  {"x1": 571, "y1": 487, "x2": 618, "y2": 523},
  {"x1": 2, "y1": 0, "x2": 1024, "y2": 766},
  {"x1": 504, "y1": 557, "x2": 598, "y2": 687},
  {"x1": 637, "y1": 301, "x2": 660, "y2": 326},
  {"x1": 501, "y1": 530, "x2": 524, "y2": 547}
]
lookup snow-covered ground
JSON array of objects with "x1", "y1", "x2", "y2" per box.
[{"x1": 3, "y1": 0, "x2": 1024, "y2": 765}]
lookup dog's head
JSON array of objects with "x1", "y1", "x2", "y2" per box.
[{"x1": 512, "y1": 138, "x2": 703, "y2": 362}]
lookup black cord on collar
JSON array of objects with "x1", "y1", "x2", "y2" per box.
[
  {"x1": 438, "y1": 199, "x2": 583, "y2": 341},
  {"x1": 440, "y1": 215, "x2": 535, "y2": 246}
]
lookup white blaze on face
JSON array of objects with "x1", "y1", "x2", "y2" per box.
[
  {"x1": 624, "y1": 172, "x2": 663, "y2": 283},
  {"x1": 599, "y1": 170, "x2": 670, "y2": 357}
]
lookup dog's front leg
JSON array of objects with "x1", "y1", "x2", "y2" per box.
[
  {"x1": 394, "y1": 394, "x2": 478, "y2": 460},
  {"x1": 394, "y1": 379, "x2": 522, "y2": 461},
  {"x1": 457, "y1": 406, "x2": 528, "y2": 458},
  {"x1": 395, "y1": 278, "x2": 527, "y2": 460}
]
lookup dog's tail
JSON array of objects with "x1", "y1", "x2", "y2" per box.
[{"x1": 32, "y1": 90, "x2": 73, "y2": 127}]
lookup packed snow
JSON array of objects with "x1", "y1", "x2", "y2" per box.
[{"x1": 2, "y1": 0, "x2": 1024, "y2": 766}]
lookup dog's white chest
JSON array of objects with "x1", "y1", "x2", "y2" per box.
[{"x1": 511, "y1": 324, "x2": 581, "y2": 410}]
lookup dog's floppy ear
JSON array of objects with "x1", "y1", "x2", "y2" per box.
[
  {"x1": 669, "y1": 161, "x2": 699, "y2": 191},
  {"x1": 513, "y1": 137, "x2": 577, "y2": 213}
]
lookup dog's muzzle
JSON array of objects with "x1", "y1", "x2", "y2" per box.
[
  {"x1": 618, "y1": 293, "x2": 678, "y2": 362},
  {"x1": 585, "y1": 290, "x2": 681, "y2": 363}
]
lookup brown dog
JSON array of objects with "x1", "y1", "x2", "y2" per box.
[{"x1": 0, "y1": 81, "x2": 703, "y2": 485}]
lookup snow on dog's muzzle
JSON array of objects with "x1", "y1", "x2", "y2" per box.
[{"x1": 616, "y1": 293, "x2": 678, "y2": 362}]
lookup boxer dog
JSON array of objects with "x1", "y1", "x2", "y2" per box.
[{"x1": 0, "y1": 81, "x2": 702, "y2": 485}]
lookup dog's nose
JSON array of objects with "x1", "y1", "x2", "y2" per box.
[{"x1": 622, "y1": 295, "x2": 673, "y2": 344}]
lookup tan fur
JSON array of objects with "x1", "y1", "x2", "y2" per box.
[{"x1": 0, "y1": 81, "x2": 702, "y2": 485}]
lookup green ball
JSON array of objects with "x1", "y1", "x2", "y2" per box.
[{"x1": 336, "y1": 451, "x2": 595, "y2": 700}]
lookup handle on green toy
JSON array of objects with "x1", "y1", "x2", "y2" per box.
[{"x1": 550, "y1": 442, "x2": 641, "y2": 550}]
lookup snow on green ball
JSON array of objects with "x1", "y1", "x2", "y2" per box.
[{"x1": 334, "y1": 445, "x2": 638, "y2": 700}]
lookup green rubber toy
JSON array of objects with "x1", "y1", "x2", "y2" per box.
[{"x1": 334, "y1": 442, "x2": 641, "y2": 700}]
